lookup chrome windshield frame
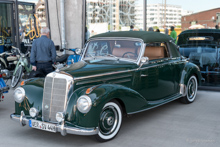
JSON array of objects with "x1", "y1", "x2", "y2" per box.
[{"x1": 81, "y1": 37, "x2": 145, "y2": 65}]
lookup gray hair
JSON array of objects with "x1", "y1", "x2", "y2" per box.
[
  {"x1": 41, "y1": 27, "x2": 50, "y2": 34},
  {"x1": 148, "y1": 27, "x2": 154, "y2": 32}
]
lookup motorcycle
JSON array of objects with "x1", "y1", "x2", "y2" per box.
[
  {"x1": 0, "y1": 69, "x2": 10, "y2": 102},
  {"x1": 55, "y1": 48, "x2": 82, "y2": 69},
  {"x1": 0, "y1": 48, "x2": 18, "y2": 72},
  {"x1": 11, "y1": 46, "x2": 32, "y2": 88}
]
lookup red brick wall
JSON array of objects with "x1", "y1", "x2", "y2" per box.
[{"x1": 181, "y1": 8, "x2": 220, "y2": 31}]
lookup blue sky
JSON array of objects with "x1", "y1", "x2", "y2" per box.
[{"x1": 146, "y1": 0, "x2": 220, "y2": 13}]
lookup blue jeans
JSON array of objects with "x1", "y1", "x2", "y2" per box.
[{"x1": 36, "y1": 62, "x2": 54, "y2": 76}]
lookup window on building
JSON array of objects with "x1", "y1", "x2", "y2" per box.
[{"x1": 86, "y1": 0, "x2": 145, "y2": 35}]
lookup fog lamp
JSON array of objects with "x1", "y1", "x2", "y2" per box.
[
  {"x1": 56, "y1": 112, "x2": 64, "y2": 122},
  {"x1": 29, "y1": 107, "x2": 39, "y2": 118}
]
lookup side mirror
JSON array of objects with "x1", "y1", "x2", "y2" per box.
[
  {"x1": 139, "y1": 57, "x2": 149, "y2": 69},
  {"x1": 140, "y1": 57, "x2": 149, "y2": 64},
  {"x1": 177, "y1": 46, "x2": 180, "y2": 51},
  {"x1": 75, "y1": 48, "x2": 82, "y2": 55}
]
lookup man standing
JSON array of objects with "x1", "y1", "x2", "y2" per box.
[
  {"x1": 170, "y1": 26, "x2": 177, "y2": 40},
  {"x1": 130, "y1": 25, "x2": 134, "y2": 31},
  {"x1": 30, "y1": 27, "x2": 56, "y2": 76},
  {"x1": 163, "y1": 25, "x2": 168, "y2": 35}
]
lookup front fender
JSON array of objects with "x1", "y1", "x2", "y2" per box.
[
  {"x1": 15, "y1": 78, "x2": 44, "y2": 115},
  {"x1": 65, "y1": 84, "x2": 147, "y2": 128},
  {"x1": 180, "y1": 62, "x2": 201, "y2": 86}
]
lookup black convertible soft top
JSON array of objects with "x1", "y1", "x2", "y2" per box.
[{"x1": 90, "y1": 31, "x2": 173, "y2": 43}]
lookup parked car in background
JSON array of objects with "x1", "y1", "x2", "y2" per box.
[
  {"x1": 177, "y1": 29, "x2": 220, "y2": 87},
  {"x1": 11, "y1": 31, "x2": 201, "y2": 142}
]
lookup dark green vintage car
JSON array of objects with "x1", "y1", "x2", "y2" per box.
[{"x1": 11, "y1": 31, "x2": 201, "y2": 142}]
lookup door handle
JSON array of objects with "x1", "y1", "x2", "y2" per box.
[{"x1": 141, "y1": 74, "x2": 148, "y2": 77}]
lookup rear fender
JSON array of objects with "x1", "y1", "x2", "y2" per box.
[{"x1": 180, "y1": 62, "x2": 201, "y2": 86}]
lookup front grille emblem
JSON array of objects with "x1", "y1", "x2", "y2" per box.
[
  {"x1": 53, "y1": 73, "x2": 56, "y2": 77},
  {"x1": 45, "y1": 105, "x2": 49, "y2": 110}
]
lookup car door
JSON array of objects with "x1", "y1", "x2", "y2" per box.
[{"x1": 137, "y1": 43, "x2": 176, "y2": 101}]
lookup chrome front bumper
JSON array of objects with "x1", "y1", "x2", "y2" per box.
[{"x1": 10, "y1": 111, "x2": 99, "y2": 136}]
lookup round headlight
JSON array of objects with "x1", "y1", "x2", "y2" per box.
[
  {"x1": 77, "y1": 95, "x2": 92, "y2": 113},
  {"x1": 56, "y1": 112, "x2": 64, "y2": 122},
  {"x1": 75, "y1": 48, "x2": 82, "y2": 55},
  {"x1": 13, "y1": 87, "x2": 25, "y2": 103},
  {"x1": 29, "y1": 107, "x2": 39, "y2": 118}
]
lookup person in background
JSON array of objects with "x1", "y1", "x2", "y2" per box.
[
  {"x1": 85, "y1": 27, "x2": 90, "y2": 42},
  {"x1": 130, "y1": 25, "x2": 134, "y2": 31},
  {"x1": 163, "y1": 25, "x2": 169, "y2": 35},
  {"x1": 215, "y1": 25, "x2": 219, "y2": 29},
  {"x1": 170, "y1": 26, "x2": 177, "y2": 40},
  {"x1": 30, "y1": 27, "x2": 56, "y2": 76},
  {"x1": 156, "y1": 29, "x2": 160, "y2": 32},
  {"x1": 148, "y1": 27, "x2": 154, "y2": 31}
]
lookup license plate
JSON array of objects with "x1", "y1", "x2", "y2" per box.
[{"x1": 29, "y1": 120, "x2": 56, "y2": 133}]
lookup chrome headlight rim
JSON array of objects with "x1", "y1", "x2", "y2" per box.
[
  {"x1": 77, "y1": 95, "x2": 92, "y2": 114},
  {"x1": 13, "y1": 87, "x2": 25, "y2": 103},
  {"x1": 29, "y1": 107, "x2": 39, "y2": 118}
]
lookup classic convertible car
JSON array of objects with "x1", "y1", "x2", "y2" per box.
[{"x1": 11, "y1": 31, "x2": 201, "y2": 142}]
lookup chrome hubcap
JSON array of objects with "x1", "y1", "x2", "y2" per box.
[
  {"x1": 99, "y1": 106, "x2": 118, "y2": 135},
  {"x1": 188, "y1": 78, "x2": 196, "y2": 99}
]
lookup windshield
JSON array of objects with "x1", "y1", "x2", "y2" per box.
[
  {"x1": 177, "y1": 33, "x2": 220, "y2": 46},
  {"x1": 83, "y1": 39, "x2": 142, "y2": 62}
]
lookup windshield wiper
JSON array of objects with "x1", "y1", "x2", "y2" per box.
[
  {"x1": 85, "y1": 54, "x2": 96, "y2": 60},
  {"x1": 104, "y1": 54, "x2": 119, "y2": 60}
]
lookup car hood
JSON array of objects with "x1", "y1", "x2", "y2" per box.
[{"x1": 61, "y1": 60, "x2": 138, "y2": 79}]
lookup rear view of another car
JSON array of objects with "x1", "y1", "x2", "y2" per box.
[
  {"x1": 177, "y1": 29, "x2": 220, "y2": 87},
  {"x1": 0, "y1": 70, "x2": 10, "y2": 102}
]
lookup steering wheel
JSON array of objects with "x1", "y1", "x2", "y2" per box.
[{"x1": 122, "y1": 52, "x2": 138, "y2": 59}]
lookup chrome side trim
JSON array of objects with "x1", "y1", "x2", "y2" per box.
[
  {"x1": 139, "y1": 60, "x2": 178, "y2": 70},
  {"x1": 74, "y1": 70, "x2": 135, "y2": 81},
  {"x1": 111, "y1": 79, "x2": 131, "y2": 84},
  {"x1": 10, "y1": 113, "x2": 99, "y2": 136},
  {"x1": 127, "y1": 94, "x2": 182, "y2": 115},
  {"x1": 76, "y1": 74, "x2": 132, "y2": 85},
  {"x1": 180, "y1": 84, "x2": 187, "y2": 96}
]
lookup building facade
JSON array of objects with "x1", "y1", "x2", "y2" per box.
[
  {"x1": 181, "y1": 8, "x2": 220, "y2": 31},
  {"x1": 135, "y1": 3, "x2": 193, "y2": 30}
]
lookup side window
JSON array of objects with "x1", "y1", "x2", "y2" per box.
[{"x1": 144, "y1": 42, "x2": 170, "y2": 60}]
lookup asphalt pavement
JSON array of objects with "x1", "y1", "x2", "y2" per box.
[{"x1": 0, "y1": 84, "x2": 220, "y2": 147}]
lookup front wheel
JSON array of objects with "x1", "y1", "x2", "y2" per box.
[
  {"x1": 180, "y1": 75, "x2": 198, "y2": 104},
  {"x1": 95, "y1": 101, "x2": 122, "y2": 142},
  {"x1": 11, "y1": 65, "x2": 23, "y2": 88}
]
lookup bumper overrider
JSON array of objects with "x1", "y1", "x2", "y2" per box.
[{"x1": 10, "y1": 111, "x2": 99, "y2": 136}]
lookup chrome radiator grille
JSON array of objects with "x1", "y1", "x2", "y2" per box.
[{"x1": 42, "y1": 72, "x2": 73, "y2": 122}]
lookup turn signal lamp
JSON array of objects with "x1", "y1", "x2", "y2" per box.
[
  {"x1": 86, "y1": 88, "x2": 92, "y2": 94},
  {"x1": 20, "y1": 81, "x2": 25, "y2": 86}
]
